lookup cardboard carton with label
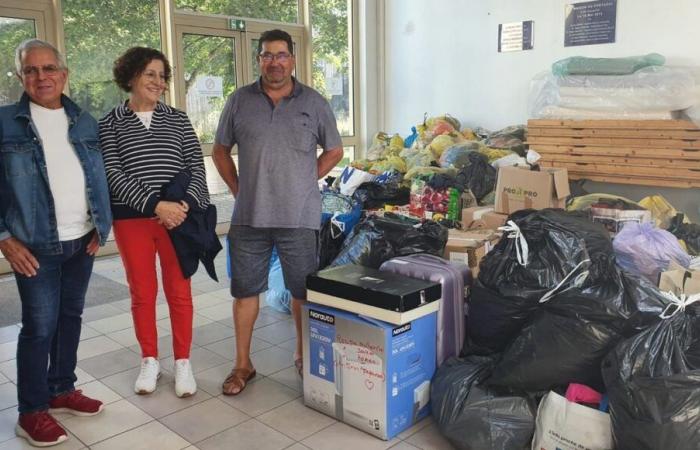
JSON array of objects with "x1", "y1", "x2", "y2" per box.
[
  {"x1": 302, "y1": 304, "x2": 436, "y2": 440},
  {"x1": 494, "y1": 167, "x2": 570, "y2": 214}
]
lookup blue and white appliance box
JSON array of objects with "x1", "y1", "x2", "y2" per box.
[{"x1": 302, "y1": 303, "x2": 436, "y2": 440}]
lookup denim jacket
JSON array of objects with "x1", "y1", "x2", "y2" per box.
[{"x1": 0, "y1": 93, "x2": 112, "y2": 254}]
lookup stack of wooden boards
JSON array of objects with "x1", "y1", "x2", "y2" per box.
[{"x1": 527, "y1": 119, "x2": 700, "y2": 188}]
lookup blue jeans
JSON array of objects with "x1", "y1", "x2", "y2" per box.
[{"x1": 15, "y1": 233, "x2": 94, "y2": 413}]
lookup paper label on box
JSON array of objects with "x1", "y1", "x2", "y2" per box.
[{"x1": 449, "y1": 252, "x2": 469, "y2": 266}]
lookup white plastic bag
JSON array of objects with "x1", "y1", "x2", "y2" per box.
[
  {"x1": 532, "y1": 391, "x2": 613, "y2": 450},
  {"x1": 335, "y1": 166, "x2": 376, "y2": 196}
]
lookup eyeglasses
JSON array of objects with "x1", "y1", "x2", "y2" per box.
[
  {"x1": 141, "y1": 70, "x2": 167, "y2": 83},
  {"x1": 20, "y1": 65, "x2": 61, "y2": 78},
  {"x1": 259, "y1": 52, "x2": 292, "y2": 63}
]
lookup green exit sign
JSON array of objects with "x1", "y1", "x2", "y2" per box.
[{"x1": 229, "y1": 19, "x2": 246, "y2": 31}]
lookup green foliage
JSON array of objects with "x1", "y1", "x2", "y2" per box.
[
  {"x1": 175, "y1": 0, "x2": 298, "y2": 23},
  {"x1": 0, "y1": 18, "x2": 36, "y2": 105},
  {"x1": 62, "y1": 0, "x2": 162, "y2": 119}
]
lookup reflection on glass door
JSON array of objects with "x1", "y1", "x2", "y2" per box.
[
  {"x1": 0, "y1": 16, "x2": 36, "y2": 106},
  {"x1": 182, "y1": 33, "x2": 237, "y2": 145}
]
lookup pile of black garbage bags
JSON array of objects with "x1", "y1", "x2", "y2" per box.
[{"x1": 431, "y1": 208, "x2": 699, "y2": 450}]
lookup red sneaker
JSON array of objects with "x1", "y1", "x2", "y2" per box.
[
  {"x1": 49, "y1": 389, "x2": 104, "y2": 416},
  {"x1": 15, "y1": 410, "x2": 68, "y2": 447}
]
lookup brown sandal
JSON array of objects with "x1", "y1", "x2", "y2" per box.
[{"x1": 222, "y1": 367, "x2": 256, "y2": 396}]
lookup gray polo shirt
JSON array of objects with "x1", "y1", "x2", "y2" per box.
[{"x1": 215, "y1": 78, "x2": 342, "y2": 230}]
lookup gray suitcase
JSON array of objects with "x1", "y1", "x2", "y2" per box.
[{"x1": 380, "y1": 254, "x2": 471, "y2": 366}]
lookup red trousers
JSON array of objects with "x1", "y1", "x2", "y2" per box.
[{"x1": 113, "y1": 218, "x2": 192, "y2": 360}]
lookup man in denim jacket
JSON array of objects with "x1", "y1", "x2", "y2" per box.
[{"x1": 0, "y1": 39, "x2": 112, "y2": 447}]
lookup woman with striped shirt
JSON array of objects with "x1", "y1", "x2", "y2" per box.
[{"x1": 99, "y1": 47, "x2": 208, "y2": 398}]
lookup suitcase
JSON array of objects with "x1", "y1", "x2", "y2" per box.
[{"x1": 380, "y1": 254, "x2": 471, "y2": 366}]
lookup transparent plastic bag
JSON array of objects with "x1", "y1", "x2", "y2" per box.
[
  {"x1": 613, "y1": 222, "x2": 691, "y2": 283},
  {"x1": 529, "y1": 66, "x2": 698, "y2": 119}
]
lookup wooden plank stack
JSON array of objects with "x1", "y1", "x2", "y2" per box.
[{"x1": 527, "y1": 119, "x2": 700, "y2": 188}]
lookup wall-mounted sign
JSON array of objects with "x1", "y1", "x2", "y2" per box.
[
  {"x1": 195, "y1": 76, "x2": 223, "y2": 97},
  {"x1": 498, "y1": 21, "x2": 534, "y2": 53},
  {"x1": 229, "y1": 18, "x2": 246, "y2": 31},
  {"x1": 565, "y1": 0, "x2": 617, "y2": 47}
]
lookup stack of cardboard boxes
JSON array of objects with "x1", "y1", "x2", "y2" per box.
[{"x1": 446, "y1": 166, "x2": 571, "y2": 277}]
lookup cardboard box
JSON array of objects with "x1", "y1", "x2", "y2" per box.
[
  {"x1": 481, "y1": 211, "x2": 509, "y2": 229},
  {"x1": 494, "y1": 167, "x2": 570, "y2": 214},
  {"x1": 444, "y1": 229, "x2": 501, "y2": 278},
  {"x1": 659, "y1": 269, "x2": 700, "y2": 296},
  {"x1": 590, "y1": 206, "x2": 652, "y2": 236},
  {"x1": 461, "y1": 206, "x2": 494, "y2": 229},
  {"x1": 303, "y1": 304, "x2": 436, "y2": 440}
]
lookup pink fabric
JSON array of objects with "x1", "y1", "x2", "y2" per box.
[{"x1": 565, "y1": 383, "x2": 602, "y2": 405}]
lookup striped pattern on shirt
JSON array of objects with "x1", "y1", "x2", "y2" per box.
[{"x1": 98, "y1": 101, "x2": 209, "y2": 220}]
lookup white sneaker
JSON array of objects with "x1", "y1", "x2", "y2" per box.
[
  {"x1": 134, "y1": 357, "x2": 160, "y2": 395},
  {"x1": 174, "y1": 359, "x2": 197, "y2": 398}
]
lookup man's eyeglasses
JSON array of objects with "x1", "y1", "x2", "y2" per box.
[
  {"x1": 20, "y1": 65, "x2": 61, "y2": 78},
  {"x1": 259, "y1": 52, "x2": 292, "y2": 63}
]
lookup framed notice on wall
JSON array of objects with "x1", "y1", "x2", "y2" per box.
[
  {"x1": 498, "y1": 21, "x2": 534, "y2": 52},
  {"x1": 564, "y1": 0, "x2": 617, "y2": 47}
]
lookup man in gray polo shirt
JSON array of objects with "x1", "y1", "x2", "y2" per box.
[{"x1": 212, "y1": 29, "x2": 343, "y2": 395}]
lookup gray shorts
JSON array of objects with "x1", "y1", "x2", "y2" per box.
[{"x1": 228, "y1": 225, "x2": 318, "y2": 300}]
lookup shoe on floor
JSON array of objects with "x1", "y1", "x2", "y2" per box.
[
  {"x1": 16, "y1": 410, "x2": 68, "y2": 447},
  {"x1": 174, "y1": 359, "x2": 197, "y2": 398},
  {"x1": 135, "y1": 356, "x2": 160, "y2": 394},
  {"x1": 49, "y1": 389, "x2": 103, "y2": 416}
]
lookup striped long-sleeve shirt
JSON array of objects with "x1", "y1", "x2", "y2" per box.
[{"x1": 98, "y1": 101, "x2": 209, "y2": 220}]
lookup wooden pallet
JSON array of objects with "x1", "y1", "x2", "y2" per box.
[
  {"x1": 528, "y1": 119, "x2": 700, "y2": 130},
  {"x1": 540, "y1": 162, "x2": 700, "y2": 189},
  {"x1": 528, "y1": 119, "x2": 700, "y2": 188}
]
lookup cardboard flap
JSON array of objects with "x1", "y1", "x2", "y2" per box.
[
  {"x1": 552, "y1": 168, "x2": 570, "y2": 199},
  {"x1": 659, "y1": 269, "x2": 700, "y2": 296}
]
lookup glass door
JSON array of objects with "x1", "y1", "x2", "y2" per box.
[
  {"x1": 0, "y1": 9, "x2": 44, "y2": 106},
  {"x1": 173, "y1": 25, "x2": 243, "y2": 155}
]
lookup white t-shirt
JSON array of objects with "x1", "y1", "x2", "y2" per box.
[
  {"x1": 30, "y1": 102, "x2": 93, "y2": 241},
  {"x1": 135, "y1": 110, "x2": 154, "y2": 129}
]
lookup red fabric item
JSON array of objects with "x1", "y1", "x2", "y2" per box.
[
  {"x1": 565, "y1": 383, "x2": 603, "y2": 405},
  {"x1": 114, "y1": 218, "x2": 193, "y2": 359}
]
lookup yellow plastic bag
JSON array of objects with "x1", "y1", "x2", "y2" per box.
[{"x1": 639, "y1": 195, "x2": 689, "y2": 229}]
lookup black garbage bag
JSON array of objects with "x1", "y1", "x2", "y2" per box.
[
  {"x1": 486, "y1": 270, "x2": 667, "y2": 391},
  {"x1": 466, "y1": 209, "x2": 612, "y2": 354},
  {"x1": 668, "y1": 213, "x2": 700, "y2": 256},
  {"x1": 352, "y1": 181, "x2": 410, "y2": 209},
  {"x1": 432, "y1": 356, "x2": 537, "y2": 450},
  {"x1": 318, "y1": 219, "x2": 346, "y2": 270},
  {"x1": 329, "y1": 213, "x2": 448, "y2": 269},
  {"x1": 602, "y1": 300, "x2": 700, "y2": 450},
  {"x1": 454, "y1": 153, "x2": 496, "y2": 201}
]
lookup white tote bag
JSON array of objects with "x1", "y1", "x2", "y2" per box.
[
  {"x1": 532, "y1": 391, "x2": 613, "y2": 450},
  {"x1": 335, "y1": 166, "x2": 376, "y2": 196}
]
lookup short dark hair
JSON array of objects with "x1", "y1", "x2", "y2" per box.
[
  {"x1": 112, "y1": 47, "x2": 172, "y2": 92},
  {"x1": 257, "y1": 29, "x2": 294, "y2": 56}
]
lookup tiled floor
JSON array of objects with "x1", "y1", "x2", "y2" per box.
[{"x1": 0, "y1": 252, "x2": 454, "y2": 449}]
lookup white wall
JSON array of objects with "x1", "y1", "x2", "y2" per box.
[{"x1": 379, "y1": 0, "x2": 700, "y2": 221}]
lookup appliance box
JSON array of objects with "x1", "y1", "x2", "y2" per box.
[{"x1": 302, "y1": 304, "x2": 437, "y2": 440}]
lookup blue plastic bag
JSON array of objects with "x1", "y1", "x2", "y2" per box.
[{"x1": 265, "y1": 247, "x2": 292, "y2": 314}]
